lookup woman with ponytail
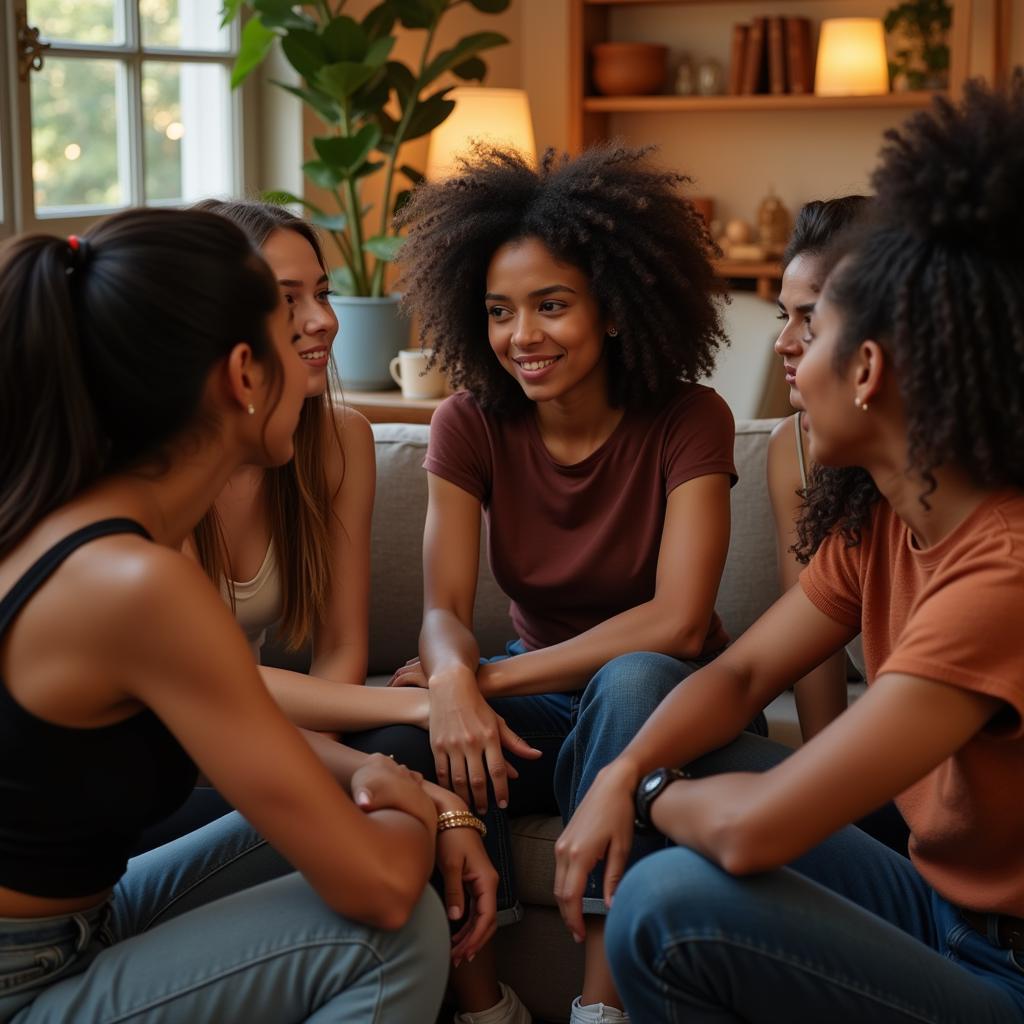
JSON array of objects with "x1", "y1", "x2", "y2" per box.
[
  {"x1": 0, "y1": 209, "x2": 450, "y2": 1022},
  {"x1": 558, "y1": 79, "x2": 1024, "y2": 1022}
]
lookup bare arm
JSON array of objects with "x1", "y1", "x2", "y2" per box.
[
  {"x1": 554, "y1": 585, "x2": 856, "y2": 939},
  {"x1": 767, "y1": 417, "x2": 848, "y2": 739},
  {"x1": 260, "y1": 664, "x2": 428, "y2": 731},
  {"x1": 478, "y1": 474, "x2": 732, "y2": 696},
  {"x1": 650, "y1": 671, "x2": 999, "y2": 874},
  {"x1": 310, "y1": 408, "x2": 375, "y2": 684},
  {"x1": 417, "y1": 474, "x2": 540, "y2": 810},
  {"x1": 119, "y1": 550, "x2": 434, "y2": 930}
]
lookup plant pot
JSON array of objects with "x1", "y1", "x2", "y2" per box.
[
  {"x1": 591, "y1": 43, "x2": 668, "y2": 96},
  {"x1": 329, "y1": 294, "x2": 411, "y2": 392}
]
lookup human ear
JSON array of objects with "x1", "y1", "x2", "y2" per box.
[
  {"x1": 853, "y1": 339, "x2": 886, "y2": 408},
  {"x1": 224, "y1": 342, "x2": 262, "y2": 415}
]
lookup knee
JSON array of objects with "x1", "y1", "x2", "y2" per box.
[{"x1": 582, "y1": 652, "x2": 686, "y2": 722}]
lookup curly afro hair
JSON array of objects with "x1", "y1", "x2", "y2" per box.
[
  {"x1": 393, "y1": 143, "x2": 727, "y2": 414},
  {"x1": 795, "y1": 75, "x2": 1024, "y2": 562}
]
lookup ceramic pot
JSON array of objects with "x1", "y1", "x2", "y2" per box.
[
  {"x1": 329, "y1": 293, "x2": 411, "y2": 391},
  {"x1": 592, "y1": 43, "x2": 668, "y2": 96}
]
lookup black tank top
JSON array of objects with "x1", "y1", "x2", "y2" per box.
[{"x1": 0, "y1": 519, "x2": 197, "y2": 897}]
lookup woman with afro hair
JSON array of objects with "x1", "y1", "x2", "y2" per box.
[
  {"x1": 375, "y1": 143, "x2": 767, "y2": 1023},
  {"x1": 556, "y1": 78, "x2": 1024, "y2": 1022}
]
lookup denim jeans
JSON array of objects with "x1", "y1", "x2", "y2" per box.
[
  {"x1": 605, "y1": 733, "x2": 1024, "y2": 1023},
  {"x1": 348, "y1": 646, "x2": 765, "y2": 921},
  {"x1": 0, "y1": 812, "x2": 448, "y2": 1023}
]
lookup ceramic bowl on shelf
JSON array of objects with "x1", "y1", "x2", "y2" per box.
[{"x1": 591, "y1": 42, "x2": 669, "y2": 96}]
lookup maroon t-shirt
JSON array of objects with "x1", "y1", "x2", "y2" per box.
[{"x1": 424, "y1": 386, "x2": 736, "y2": 653}]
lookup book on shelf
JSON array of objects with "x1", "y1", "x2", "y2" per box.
[
  {"x1": 784, "y1": 17, "x2": 813, "y2": 94},
  {"x1": 768, "y1": 17, "x2": 787, "y2": 95},
  {"x1": 741, "y1": 16, "x2": 768, "y2": 95},
  {"x1": 728, "y1": 23, "x2": 748, "y2": 95}
]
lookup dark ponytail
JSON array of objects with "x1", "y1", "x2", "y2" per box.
[{"x1": 0, "y1": 207, "x2": 279, "y2": 556}]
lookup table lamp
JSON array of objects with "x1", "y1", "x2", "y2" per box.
[{"x1": 814, "y1": 18, "x2": 890, "y2": 97}]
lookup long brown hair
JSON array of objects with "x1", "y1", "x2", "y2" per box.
[
  {"x1": 191, "y1": 200, "x2": 346, "y2": 650},
  {"x1": 0, "y1": 208, "x2": 279, "y2": 557}
]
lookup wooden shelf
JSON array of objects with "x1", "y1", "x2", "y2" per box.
[
  {"x1": 584, "y1": 91, "x2": 940, "y2": 113},
  {"x1": 713, "y1": 258, "x2": 782, "y2": 300}
]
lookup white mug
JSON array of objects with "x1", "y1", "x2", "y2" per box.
[{"x1": 389, "y1": 348, "x2": 447, "y2": 400}]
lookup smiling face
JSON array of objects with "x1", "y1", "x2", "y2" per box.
[
  {"x1": 253, "y1": 293, "x2": 308, "y2": 466},
  {"x1": 774, "y1": 252, "x2": 825, "y2": 411},
  {"x1": 260, "y1": 227, "x2": 338, "y2": 399},
  {"x1": 484, "y1": 237, "x2": 611, "y2": 406}
]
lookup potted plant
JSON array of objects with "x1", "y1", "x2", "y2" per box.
[
  {"x1": 224, "y1": 0, "x2": 509, "y2": 389},
  {"x1": 884, "y1": 0, "x2": 952, "y2": 92}
]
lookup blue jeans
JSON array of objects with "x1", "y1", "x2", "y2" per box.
[
  {"x1": 0, "y1": 813, "x2": 448, "y2": 1023},
  {"x1": 605, "y1": 733, "x2": 1024, "y2": 1023},
  {"x1": 348, "y1": 646, "x2": 765, "y2": 920}
]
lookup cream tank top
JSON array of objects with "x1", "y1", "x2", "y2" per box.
[{"x1": 221, "y1": 541, "x2": 283, "y2": 662}]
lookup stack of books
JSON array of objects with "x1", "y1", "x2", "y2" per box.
[{"x1": 728, "y1": 17, "x2": 814, "y2": 96}]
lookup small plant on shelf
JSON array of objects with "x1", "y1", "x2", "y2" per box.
[{"x1": 884, "y1": 0, "x2": 952, "y2": 91}]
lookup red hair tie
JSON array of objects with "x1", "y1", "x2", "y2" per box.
[{"x1": 67, "y1": 235, "x2": 81, "y2": 251}]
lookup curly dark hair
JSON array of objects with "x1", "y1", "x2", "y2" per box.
[
  {"x1": 794, "y1": 76, "x2": 1024, "y2": 561},
  {"x1": 393, "y1": 143, "x2": 727, "y2": 414}
]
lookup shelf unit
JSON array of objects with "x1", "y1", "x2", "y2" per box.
[
  {"x1": 570, "y1": 0, "x2": 975, "y2": 298},
  {"x1": 570, "y1": 0, "x2": 974, "y2": 149}
]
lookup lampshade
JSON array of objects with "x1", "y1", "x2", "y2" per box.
[
  {"x1": 814, "y1": 18, "x2": 889, "y2": 97},
  {"x1": 425, "y1": 87, "x2": 536, "y2": 179}
]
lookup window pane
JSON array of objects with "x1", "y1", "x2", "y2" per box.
[
  {"x1": 141, "y1": 0, "x2": 231, "y2": 51},
  {"x1": 28, "y1": 0, "x2": 123, "y2": 46},
  {"x1": 31, "y1": 57, "x2": 127, "y2": 213},
  {"x1": 143, "y1": 62, "x2": 234, "y2": 203}
]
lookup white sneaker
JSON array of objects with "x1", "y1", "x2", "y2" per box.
[
  {"x1": 569, "y1": 996, "x2": 630, "y2": 1023},
  {"x1": 454, "y1": 983, "x2": 532, "y2": 1024}
]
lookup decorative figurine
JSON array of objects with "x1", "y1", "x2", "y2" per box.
[{"x1": 757, "y1": 189, "x2": 792, "y2": 257}]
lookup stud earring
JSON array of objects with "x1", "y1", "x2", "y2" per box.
[
  {"x1": 607, "y1": 327, "x2": 619, "y2": 337},
  {"x1": 247, "y1": 403, "x2": 256, "y2": 416},
  {"x1": 854, "y1": 397, "x2": 869, "y2": 412}
]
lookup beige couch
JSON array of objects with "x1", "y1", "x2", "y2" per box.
[{"x1": 364, "y1": 418, "x2": 815, "y2": 1022}]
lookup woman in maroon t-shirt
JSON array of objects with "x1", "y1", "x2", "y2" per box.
[{"x1": 380, "y1": 144, "x2": 766, "y2": 1024}]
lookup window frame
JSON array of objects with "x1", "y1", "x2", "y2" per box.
[{"x1": 4, "y1": 0, "x2": 258, "y2": 237}]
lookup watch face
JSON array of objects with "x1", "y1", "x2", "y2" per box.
[{"x1": 643, "y1": 774, "x2": 662, "y2": 795}]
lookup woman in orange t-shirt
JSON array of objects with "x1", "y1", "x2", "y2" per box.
[{"x1": 556, "y1": 79, "x2": 1024, "y2": 1022}]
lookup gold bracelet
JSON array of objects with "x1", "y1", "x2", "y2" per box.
[{"x1": 436, "y1": 810, "x2": 487, "y2": 838}]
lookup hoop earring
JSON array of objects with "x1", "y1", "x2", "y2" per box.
[{"x1": 247, "y1": 403, "x2": 256, "y2": 416}]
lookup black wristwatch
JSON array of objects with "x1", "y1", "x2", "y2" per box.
[{"x1": 634, "y1": 767, "x2": 691, "y2": 833}]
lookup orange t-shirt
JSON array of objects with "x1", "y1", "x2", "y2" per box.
[{"x1": 801, "y1": 490, "x2": 1024, "y2": 915}]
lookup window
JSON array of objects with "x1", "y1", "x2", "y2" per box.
[{"x1": 4, "y1": 0, "x2": 253, "y2": 236}]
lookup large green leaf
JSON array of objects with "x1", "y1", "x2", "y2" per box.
[
  {"x1": 220, "y1": 0, "x2": 244, "y2": 28},
  {"x1": 281, "y1": 29, "x2": 327, "y2": 80},
  {"x1": 302, "y1": 158, "x2": 345, "y2": 189},
  {"x1": 385, "y1": 61, "x2": 417, "y2": 105},
  {"x1": 353, "y1": 159, "x2": 386, "y2": 178},
  {"x1": 362, "y1": 3, "x2": 395, "y2": 40},
  {"x1": 330, "y1": 266, "x2": 356, "y2": 295},
  {"x1": 363, "y1": 235, "x2": 405, "y2": 261},
  {"x1": 262, "y1": 190, "x2": 325, "y2": 217},
  {"x1": 311, "y1": 211, "x2": 349, "y2": 231},
  {"x1": 403, "y1": 87, "x2": 456, "y2": 141},
  {"x1": 232, "y1": 17, "x2": 277, "y2": 88},
  {"x1": 252, "y1": 0, "x2": 313, "y2": 30},
  {"x1": 423, "y1": 31, "x2": 507, "y2": 86},
  {"x1": 364, "y1": 36, "x2": 395, "y2": 68},
  {"x1": 452, "y1": 56, "x2": 486, "y2": 81},
  {"x1": 350, "y1": 70, "x2": 391, "y2": 121},
  {"x1": 399, "y1": 164, "x2": 425, "y2": 184},
  {"x1": 389, "y1": 0, "x2": 434, "y2": 30},
  {"x1": 314, "y1": 124, "x2": 381, "y2": 174},
  {"x1": 272, "y1": 81, "x2": 340, "y2": 124},
  {"x1": 317, "y1": 61, "x2": 377, "y2": 101},
  {"x1": 468, "y1": 0, "x2": 510, "y2": 11},
  {"x1": 322, "y1": 16, "x2": 368, "y2": 63}
]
